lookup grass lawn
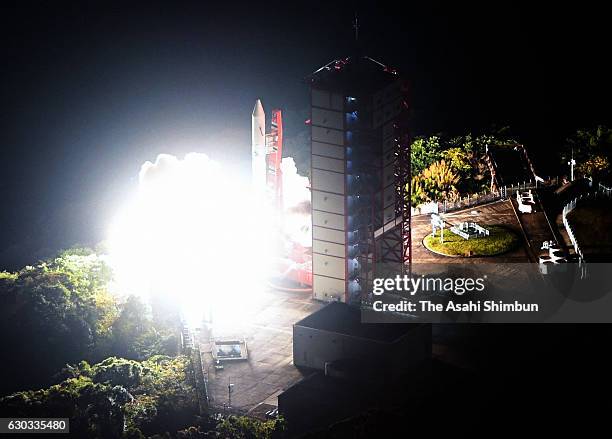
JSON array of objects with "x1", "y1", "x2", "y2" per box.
[{"x1": 423, "y1": 225, "x2": 519, "y2": 257}]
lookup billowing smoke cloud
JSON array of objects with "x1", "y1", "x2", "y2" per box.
[
  {"x1": 108, "y1": 152, "x2": 310, "y2": 326},
  {"x1": 281, "y1": 157, "x2": 311, "y2": 248},
  {"x1": 108, "y1": 152, "x2": 268, "y2": 327},
  {"x1": 138, "y1": 152, "x2": 222, "y2": 196},
  {"x1": 281, "y1": 157, "x2": 310, "y2": 210},
  {"x1": 138, "y1": 153, "x2": 181, "y2": 185}
]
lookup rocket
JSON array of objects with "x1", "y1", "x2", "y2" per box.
[{"x1": 252, "y1": 99, "x2": 267, "y2": 194}]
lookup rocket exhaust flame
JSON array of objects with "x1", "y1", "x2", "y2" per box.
[
  {"x1": 107, "y1": 153, "x2": 271, "y2": 328},
  {"x1": 107, "y1": 100, "x2": 312, "y2": 328}
]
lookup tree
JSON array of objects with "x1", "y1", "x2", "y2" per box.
[
  {"x1": 410, "y1": 176, "x2": 429, "y2": 206},
  {"x1": 0, "y1": 248, "x2": 179, "y2": 395},
  {"x1": 440, "y1": 147, "x2": 471, "y2": 174},
  {"x1": 576, "y1": 155, "x2": 609, "y2": 178},
  {"x1": 411, "y1": 136, "x2": 442, "y2": 175},
  {"x1": 0, "y1": 249, "x2": 119, "y2": 394},
  {"x1": 410, "y1": 160, "x2": 461, "y2": 206},
  {"x1": 420, "y1": 160, "x2": 460, "y2": 202},
  {"x1": 92, "y1": 357, "x2": 146, "y2": 388},
  {"x1": 563, "y1": 126, "x2": 612, "y2": 175},
  {"x1": 214, "y1": 415, "x2": 283, "y2": 439},
  {"x1": 111, "y1": 295, "x2": 176, "y2": 361},
  {"x1": 408, "y1": 130, "x2": 514, "y2": 205},
  {"x1": 0, "y1": 376, "x2": 130, "y2": 439},
  {"x1": 0, "y1": 355, "x2": 199, "y2": 439},
  {"x1": 121, "y1": 355, "x2": 199, "y2": 437},
  {"x1": 446, "y1": 132, "x2": 512, "y2": 193}
]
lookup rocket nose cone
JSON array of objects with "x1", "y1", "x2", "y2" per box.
[{"x1": 252, "y1": 99, "x2": 264, "y2": 118}]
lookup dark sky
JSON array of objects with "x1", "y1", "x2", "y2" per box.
[{"x1": 1, "y1": 1, "x2": 610, "y2": 269}]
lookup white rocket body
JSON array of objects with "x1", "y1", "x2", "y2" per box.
[{"x1": 252, "y1": 99, "x2": 267, "y2": 195}]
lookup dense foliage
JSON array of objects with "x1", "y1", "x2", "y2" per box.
[
  {"x1": 409, "y1": 131, "x2": 515, "y2": 205},
  {"x1": 175, "y1": 416, "x2": 282, "y2": 439},
  {"x1": 0, "y1": 356, "x2": 199, "y2": 438},
  {"x1": 0, "y1": 354, "x2": 283, "y2": 438},
  {"x1": 411, "y1": 160, "x2": 460, "y2": 205},
  {"x1": 410, "y1": 136, "x2": 443, "y2": 176},
  {"x1": 410, "y1": 126, "x2": 612, "y2": 202},
  {"x1": 0, "y1": 249, "x2": 179, "y2": 396},
  {"x1": 562, "y1": 125, "x2": 612, "y2": 179},
  {"x1": 0, "y1": 248, "x2": 285, "y2": 438}
]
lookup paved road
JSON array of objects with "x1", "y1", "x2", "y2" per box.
[
  {"x1": 508, "y1": 197, "x2": 556, "y2": 262},
  {"x1": 412, "y1": 199, "x2": 531, "y2": 263}
]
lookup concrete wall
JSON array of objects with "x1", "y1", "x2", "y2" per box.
[
  {"x1": 294, "y1": 325, "x2": 381, "y2": 370},
  {"x1": 311, "y1": 87, "x2": 347, "y2": 302},
  {"x1": 293, "y1": 324, "x2": 431, "y2": 375}
]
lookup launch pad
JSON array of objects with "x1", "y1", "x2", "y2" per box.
[{"x1": 196, "y1": 286, "x2": 322, "y2": 414}]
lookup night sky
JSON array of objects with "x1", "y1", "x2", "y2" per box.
[{"x1": 1, "y1": 1, "x2": 610, "y2": 269}]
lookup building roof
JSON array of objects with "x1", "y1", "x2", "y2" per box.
[
  {"x1": 295, "y1": 302, "x2": 419, "y2": 343},
  {"x1": 307, "y1": 55, "x2": 400, "y2": 94}
]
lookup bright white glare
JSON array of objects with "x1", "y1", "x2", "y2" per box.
[
  {"x1": 107, "y1": 153, "x2": 272, "y2": 329},
  {"x1": 280, "y1": 158, "x2": 312, "y2": 248},
  {"x1": 281, "y1": 158, "x2": 310, "y2": 210}
]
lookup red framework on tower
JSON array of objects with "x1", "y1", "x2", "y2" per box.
[{"x1": 376, "y1": 80, "x2": 412, "y2": 275}]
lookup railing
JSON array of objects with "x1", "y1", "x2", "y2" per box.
[
  {"x1": 562, "y1": 189, "x2": 612, "y2": 262},
  {"x1": 563, "y1": 199, "x2": 583, "y2": 262},
  {"x1": 437, "y1": 181, "x2": 537, "y2": 214},
  {"x1": 450, "y1": 222, "x2": 490, "y2": 239},
  {"x1": 191, "y1": 346, "x2": 210, "y2": 413},
  {"x1": 412, "y1": 177, "x2": 561, "y2": 216},
  {"x1": 516, "y1": 144, "x2": 540, "y2": 183},
  {"x1": 485, "y1": 142, "x2": 561, "y2": 191}
]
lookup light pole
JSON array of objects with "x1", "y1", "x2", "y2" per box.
[
  {"x1": 228, "y1": 378, "x2": 234, "y2": 410},
  {"x1": 568, "y1": 149, "x2": 576, "y2": 182}
]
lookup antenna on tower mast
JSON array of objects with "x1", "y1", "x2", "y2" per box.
[{"x1": 353, "y1": 12, "x2": 359, "y2": 41}]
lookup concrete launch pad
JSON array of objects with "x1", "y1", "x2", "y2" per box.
[{"x1": 197, "y1": 288, "x2": 322, "y2": 415}]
